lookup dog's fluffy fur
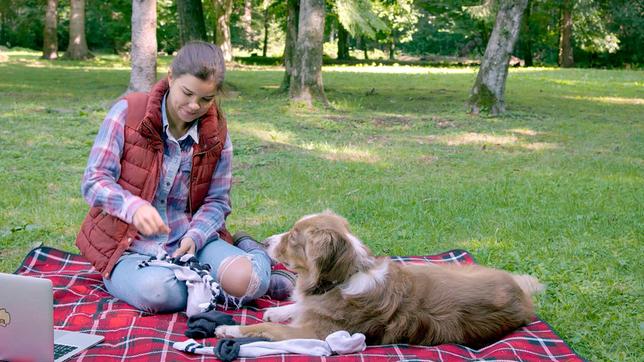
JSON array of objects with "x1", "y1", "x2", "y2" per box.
[{"x1": 216, "y1": 211, "x2": 544, "y2": 347}]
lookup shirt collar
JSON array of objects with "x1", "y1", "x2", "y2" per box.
[{"x1": 162, "y1": 92, "x2": 200, "y2": 144}]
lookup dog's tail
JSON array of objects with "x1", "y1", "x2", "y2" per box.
[{"x1": 512, "y1": 274, "x2": 545, "y2": 296}]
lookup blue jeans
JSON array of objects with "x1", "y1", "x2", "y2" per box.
[{"x1": 103, "y1": 238, "x2": 271, "y2": 314}]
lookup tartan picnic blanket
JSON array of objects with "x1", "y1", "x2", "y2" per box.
[{"x1": 14, "y1": 246, "x2": 583, "y2": 361}]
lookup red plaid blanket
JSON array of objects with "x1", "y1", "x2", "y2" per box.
[{"x1": 14, "y1": 246, "x2": 583, "y2": 361}]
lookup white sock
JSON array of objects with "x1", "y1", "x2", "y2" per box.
[
  {"x1": 173, "y1": 330, "x2": 366, "y2": 358},
  {"x1": 240, "y1": 330, "x2": 365, "y2": 356},
  {"x1": 172, "y1": 339, "x2": 215, "y2": 355},
  {"x1": 325, "y1": 330, "x2": 367, "y2": 354},
  {"x1": 240, "y1": 338, "x2": 332, "y2": 357}
]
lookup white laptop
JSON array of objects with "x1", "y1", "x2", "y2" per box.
[{"x1": 0, "y1": 273, "x2": 104, "y2": 362}]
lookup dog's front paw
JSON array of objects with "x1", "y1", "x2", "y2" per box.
[
  {"x1": 263, "y1": 305, "x2": 295, "y2": 322},
  {"x1": 215, "y1": 325, "x2": 244, "y2": 338}
]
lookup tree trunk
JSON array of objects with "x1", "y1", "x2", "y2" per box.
[
  {"x1": 65, "y1": 0, "x2": 92, "y2": 59},
  {"x1": 280, "y1": 0, "x2": 298, "y2": 91},
  {"x1": 0, "y1": 5, "x2": 5, "y2": 46},
  {"x1": 177, "y1": 0, "x2": 207, "y2": 46},
  {"x1": 337, "y1": 23, "x2": 349, "y2": 60},
  {"x1": 241, "y1": 0, "x2": 253, "y2": 46},
  {"x1": 362, "y1": 36, "x2": 368, "y2": 60},
  {"x1": 127, "y1": 0, "x2": 157, "y2": 94},
  {"x1": 519, "y1": 0, "x2": 533, "y2": 66},
  {"x1": 213, "y1": 0, "x2": 233, "y2": 61},
  {"x1": 262, "y1": 6, "x2": 269, "y2": 57},
  {"x1": 0, "y1": 13, "x2": 5, "y2": 47},
  {"x1": 0, "y1": 0, "x2": 9, "y2": 46},
  {"x1": 388, "y1": 40, "x2": 395, "y2": 60},
  {"x1": 42, "y1": 0, "x2": 58, "y2": 60},
  {"x1": 558, "y1": 0, "x2": 574, "y2": 67},
  {"x1": 289, "y1": 0, "x2": 327, "y2": 105},
  {"x1": 468, "y1": 0, "x2": 528, "y2": 116}
]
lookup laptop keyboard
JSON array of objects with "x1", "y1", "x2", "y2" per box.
[{"x1": 54, "y1": 343, "x2": 77, "y2": 359}]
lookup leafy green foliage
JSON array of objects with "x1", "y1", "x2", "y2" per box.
[
  {"x1": 572, "y1": 0, "x2": 619, "y2": 54},
  {"x1": 602, "y1": 0, "x2": 644, "y2": 65},
  {"x1": 463, "y1": 0, "x2": 496, "y2": 19},
  {"x1": 404, "y1": 0, "x2": 493, "y2": 57},
  {"x1": 517, "y1": 0, "x2": 639, "y2": 67},
  {"x1": 373, "y1": 0, "x2": 420, "y2": 50},
  {"x1": 158, "y1": 0, "x2": 180, "y2": 54},
  {"x1": 0, "y1": 0, "x2": 45, "y2": 49},
  {"x1": 85, "y1": 0, "x2": 131, "y2": 53},
  {"x1": 334, "y1": 0, "x2": 387, "y2": 38}
]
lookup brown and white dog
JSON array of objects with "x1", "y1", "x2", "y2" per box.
[{"x1": 216, "y1": 211, "x2": 544, "y2": 347}]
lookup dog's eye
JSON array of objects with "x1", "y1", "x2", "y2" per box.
[
  {"x1": 285, "y1": 231, "x2": 296, "y2": 243},
  {"x1": 286, "y1": 233, "x2": 305, "y2": 251},
  {"x1": 287, "y1": 234, "x2": 297, "y2": 245}
]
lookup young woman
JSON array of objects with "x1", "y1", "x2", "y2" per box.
[{"x1": 76, "y1": 41, "x2": 293, "y2": 313}]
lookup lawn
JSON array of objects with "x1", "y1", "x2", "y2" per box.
[{"x1": 0, "y1": 49, "x2": 642, "y2": 361}]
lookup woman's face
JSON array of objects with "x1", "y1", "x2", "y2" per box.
[{"x1": 166, "y1": 72, "x2": 217, "y2": 127}]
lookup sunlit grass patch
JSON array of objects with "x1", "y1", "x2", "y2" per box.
[
  {"x1": 324, "y1": 64, "x2": 478, "y2": 75},
  {"x1": 301, "y1": 142, "x2": 381, "y2": 163},
  {"x1": 562, "y1": 95, "x2": 644, "y2": 106}
]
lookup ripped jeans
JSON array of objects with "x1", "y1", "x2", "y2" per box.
[{"x1": 103, "y1": 238, "x2": 271, "y2": 314}]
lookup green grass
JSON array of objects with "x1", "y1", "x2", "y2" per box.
[{"x1": 1, "y1": 50, "x2": 642, "y2": 361}]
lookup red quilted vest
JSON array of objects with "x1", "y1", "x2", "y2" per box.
[{"x1": 76, "y1": 78, "x2": 233, "y2": 278}]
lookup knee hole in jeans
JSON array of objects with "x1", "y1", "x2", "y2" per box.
[{"x1": 217, "y1": 255, "x2": 261, "y2": 298}]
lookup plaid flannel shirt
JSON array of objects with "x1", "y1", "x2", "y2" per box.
[{"x1": 81, "y1": 96, "x2": 233, "y2": 256}]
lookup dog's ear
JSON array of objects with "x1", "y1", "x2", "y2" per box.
[{"x1": 303, "y1": 227, "x2": 357, "y2": 295}]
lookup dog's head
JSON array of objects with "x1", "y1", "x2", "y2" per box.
[{"x1": 265, "y1": 211, "x2": 374, "y2": 295}]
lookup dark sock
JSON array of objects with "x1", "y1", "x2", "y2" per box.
[
  {"x1": 185, "y1": 310, "x2": 238, "y2": 339},
  {"x1": 215, "y1": 337, "x2": 270, "y2": 362}
]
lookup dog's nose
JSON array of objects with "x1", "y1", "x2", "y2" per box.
[
  {"x1": 263, "y1": 232, "x2": 286, "y2": 247},
  {"x1": 263, "y1": 232, "x2": 287, "y2": 259},
  {"x1": 262, "y1": 235, "x2": 279, "y2": 249}
]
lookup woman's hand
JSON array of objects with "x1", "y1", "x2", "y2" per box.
[
  {"x1": 132, "y1": 204, "x2": 171, "y2": 236},
  {"x1": 173, "y1": 237, "x2": 196, "y2": 257}
]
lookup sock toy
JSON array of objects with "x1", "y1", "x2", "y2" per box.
[
  {"x1": 138, "y1": 252, "x2": 221, "y2": 316},
  {"x1": 173, "y1": 330, "x2": 367, "y2": 359},
  {"x1": 185, "y1": 310, "x2": 238, "y2": 339},
  {"x1": 173, "y1": 337, "x2": 269, "y2": 361}
]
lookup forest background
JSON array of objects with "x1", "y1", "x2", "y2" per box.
[{"x1": 1, "y1": 0, "x2": 642, "y2": 68}]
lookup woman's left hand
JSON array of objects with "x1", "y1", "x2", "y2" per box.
[{"x1": 173, "y1": 237, "x2": 196, "y2": 257}]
